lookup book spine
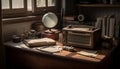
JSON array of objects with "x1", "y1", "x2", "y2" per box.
[
  {"x1": 102, "y1": 16, "x2": 107, "y2": 37},
  {"x1": 109, "y1": 17, "x2": 116, "y2": 37},
  {"x1": 106, "y1": 16, "x2": 110, "y2": 36},
  {"x1": 95, "y1": 17, "x2": 102, "y2": 28}
]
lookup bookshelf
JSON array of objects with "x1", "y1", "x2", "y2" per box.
[
  {"x1": 62, "y1": 1, "x2": 120, "y2": 37},
  {"x1": 75, "y1": 1, "x2": 120, "y2": 37}
]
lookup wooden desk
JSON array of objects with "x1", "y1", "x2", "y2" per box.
[{"x1": 4, "y1": 41, "x2": 116, "y2": 69}]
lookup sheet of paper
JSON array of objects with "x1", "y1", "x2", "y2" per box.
[
  {"x1": 77, "y1": 50, "x2": 98, "y2": 57},
  {"x1": 36, "y1": 46, "x2": 62, "y2": 53},
  {"x1": 73, "y1": 28, "x2": 90, "y2": 31}
]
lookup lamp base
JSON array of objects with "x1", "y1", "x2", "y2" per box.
[{"x1": 42, "y1": 29, "x2": 60, "y2": 40}]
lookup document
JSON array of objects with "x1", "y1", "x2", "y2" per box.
[
  {"x1": 36, "y1": 46, "x2": 62, "y2": 53},
  {"x1": 77, "y1": 50, "x2": 98, "y2": 57}
]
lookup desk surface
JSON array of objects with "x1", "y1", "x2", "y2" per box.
[{"x1": 4, "y1": 41, "x2": 115, "y2": 63}]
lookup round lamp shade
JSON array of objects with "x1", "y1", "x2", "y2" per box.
[{"x1": 42, "y1": 12, "x2": 58, "y2": 28}]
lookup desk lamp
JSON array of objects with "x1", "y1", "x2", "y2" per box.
[{"x1": 42, "y1": 12, "x2": 59, "y2": 40}]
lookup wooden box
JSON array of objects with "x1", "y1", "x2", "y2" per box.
[{"x1": 62, "y1": 25, "x2": 101, "y2": 49}]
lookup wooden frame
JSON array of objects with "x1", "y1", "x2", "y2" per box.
[
  {"x1": 33, "y1": 0, "x2": 57, "y2": 14},
  {"x1": 2, "y1": 0, "x2": 27, "y2": 18},
  {"x1": 2, "y1": 0, "x2": 60, "y2": 18}
]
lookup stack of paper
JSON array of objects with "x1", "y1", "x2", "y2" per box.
[
  {"x1": 36, "y1": 46, "x2": 62, "y2": 53},
  {"x1": 24, "y1": 38, "x2": 56, "y2": 47},
  {"x1": 77, "y1": 50, "x2": 98, "y2": 57}
]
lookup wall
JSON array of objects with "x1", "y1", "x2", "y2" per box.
[
  {"x1": 3, "y1": 21, "x2": 37, "y2": 42},
  {"x1": 62, "y1": 0, "x2": 77, "y2": 16},
  {"x1": 79, "y1": 7, "x2": 120, "y2": 22},
  {"x1": 0, "y1": 0, "x2": 5, "y2": 69},
  {"x1": 2, "y1": 15, "x2": 62, "y2": 42}
]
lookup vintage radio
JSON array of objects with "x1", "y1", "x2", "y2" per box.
[{"x1": 62, "y1": 25, "x2": 101, "y2": 49}]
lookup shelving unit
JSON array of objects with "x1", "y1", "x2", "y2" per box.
[
  {"x1": 63, "y1": 1, "x2": 120, "y2": 37},
  {"x1": 76, "y1": 2, "x2": 120, "y2": 37}
]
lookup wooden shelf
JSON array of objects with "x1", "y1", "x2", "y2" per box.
[{"x1": 77, "y1": 4, "x2": 120, "y2": 7}]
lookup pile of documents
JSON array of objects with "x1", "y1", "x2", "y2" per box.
[{"x1": 24, "y1": 38, "x2": 56, "y2": 47}]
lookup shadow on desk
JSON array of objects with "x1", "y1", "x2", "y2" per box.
[
  {"x1": 5, "y1": 45, "x2": 116, "y2": 69},
  {"x1": 111, "y1": 42, "x2": 120, "y2": 69}
]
